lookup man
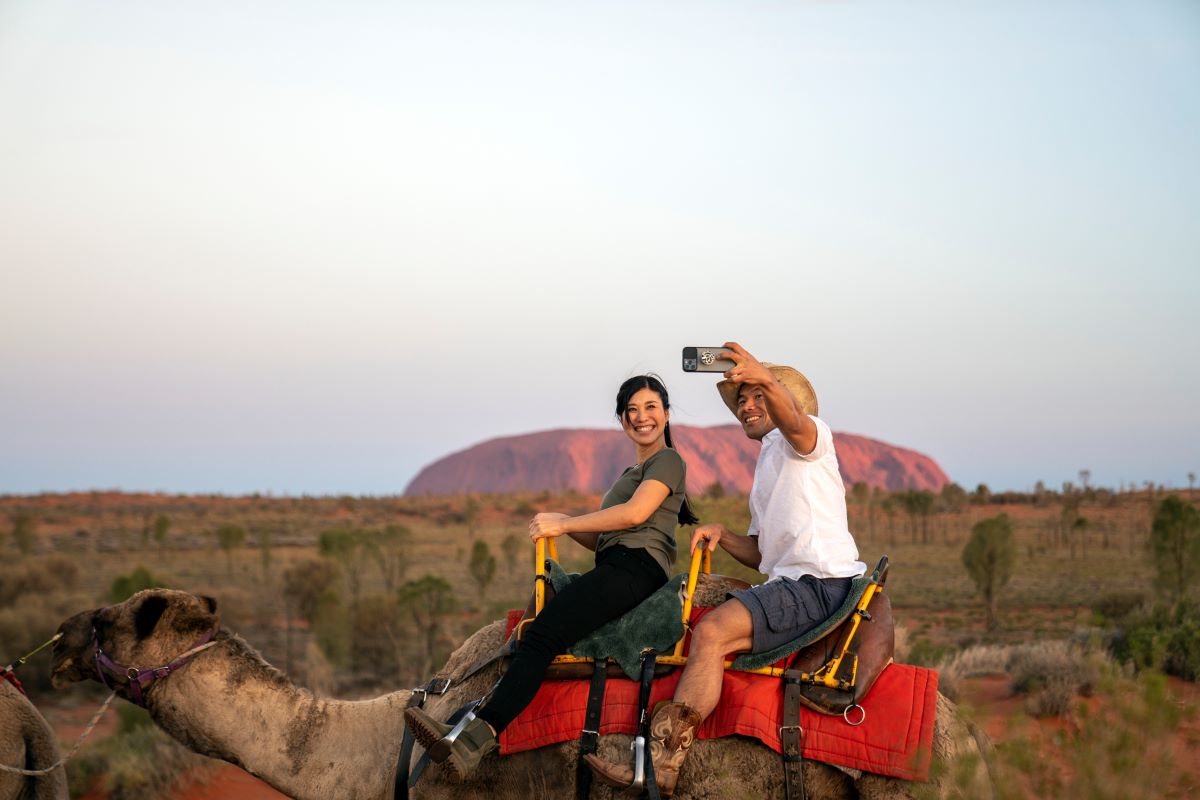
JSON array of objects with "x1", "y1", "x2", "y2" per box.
[{"x1": 586, "y1": 341, "x2": 867, "y2": 797}]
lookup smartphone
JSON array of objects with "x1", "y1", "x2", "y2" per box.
[{"x1": 682, "y1": 346, "x2": 736, "y2": 373}]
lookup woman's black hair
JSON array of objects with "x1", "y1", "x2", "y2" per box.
[{"x1": 615, "y1": 374, "x2": 700, "y2": 526}]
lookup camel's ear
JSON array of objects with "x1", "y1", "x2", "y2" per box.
[
  {"x1": 134, "y1": 595, "x2": 170, "y2": 639},
  {"x1": 200, "y1": 596, "x2": 218, "y2": 614}
]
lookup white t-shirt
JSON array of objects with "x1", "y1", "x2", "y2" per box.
[{"x1": 748, "y1": 418, "x2": 866, "y2": 582}]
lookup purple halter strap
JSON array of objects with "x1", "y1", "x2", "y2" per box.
[{"x1": 92, "y1": 610, "x2": 217, "y2": 708}]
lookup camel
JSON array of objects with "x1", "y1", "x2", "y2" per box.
[
  {"x1": 50, "y1": 589, "x2": 992, "y2": 800},
  {"x1": 0, "y1": 676, "x2": 68, "y2": 800}
]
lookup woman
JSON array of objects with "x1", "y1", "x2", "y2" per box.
[{"x1": 404, "y1": 374, "x2": 698, "y2": 780}]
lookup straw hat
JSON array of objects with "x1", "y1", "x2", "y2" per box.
[{"x1": 717, "y1": 363, "x2": 819, "y2": 419}]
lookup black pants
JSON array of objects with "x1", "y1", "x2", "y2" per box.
[{"x1": 477, "y1": 545, "x2": 668, "y2": 734}]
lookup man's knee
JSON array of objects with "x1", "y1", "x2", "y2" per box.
[{"x1": 691, "y1": 601, "x2": 753, "y2": 652}]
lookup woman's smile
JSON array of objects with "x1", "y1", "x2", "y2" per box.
[{"x1": 623, "y1": 387, "x2": 668, "y2": 448}]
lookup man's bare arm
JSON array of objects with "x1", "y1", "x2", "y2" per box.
[{"x1": 690, "y1": 524, "x2": 762, "y2": 570}]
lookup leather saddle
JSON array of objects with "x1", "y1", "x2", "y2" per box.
[{"x1": 784, "y1": 556, "x2": 893, "y2": 715}]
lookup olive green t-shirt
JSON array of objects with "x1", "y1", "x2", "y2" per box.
[{"x1": 595, "y1": 447, "x2": 687, "y2": 578}]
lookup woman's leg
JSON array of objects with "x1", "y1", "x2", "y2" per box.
[{"x1": 477, "y1": 546, "x2": 665, "y2": 734}]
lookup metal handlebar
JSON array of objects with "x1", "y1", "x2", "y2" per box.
[
  {"x1": 673, "y1": 540, "x2": 713, "y2": 658},
  {"x1": 532, "y1": 537, "x2": 560, "y2": 618}
]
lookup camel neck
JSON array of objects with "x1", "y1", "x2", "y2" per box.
[{"x1": 149, "y1": 635, "x2": 410, "y2": 800}]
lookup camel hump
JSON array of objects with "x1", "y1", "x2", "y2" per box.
[{"x1": 0, "y1": 679, "x2": 69, "y2": 800}]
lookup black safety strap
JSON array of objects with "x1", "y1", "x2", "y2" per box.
[
  {"x1": 781, "y1": 671, "x2": 807, "y2": 800},
  {"x1": 637, "y1": 650, "x2": 661, "y2": 800},
  {"x1": 394, "y1": 677, "x2": 454, "y2": 799},
  {"x1": 575, "y1": 658, "x2": 609, "y2": 799},
  {"x1": 394, "y1": 692, "x2": 423, "y2": 800}
]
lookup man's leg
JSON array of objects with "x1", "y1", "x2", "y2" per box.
[
  {"x1": 673, "y1": 597, "x2": 754, "y2": 718},
  {"x1": 585, "y1": 598, "x2": 755, "y2": 796}
]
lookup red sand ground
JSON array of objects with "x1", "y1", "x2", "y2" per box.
[
  {"x1": 960, "y1": 674, "x2": 1200, "y2": 799},
  {"x1": 171, "y1": 765, "x2": 288, "y2": 800}
]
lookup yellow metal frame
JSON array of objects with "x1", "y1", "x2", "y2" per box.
[
  {"x1": 519, "y1": 539, "x2": 881, "y2": 686},
  {"x1": 782, "y1": 575, "x2": 883, "y2": 690}
]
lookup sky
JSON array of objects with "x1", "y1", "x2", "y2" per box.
[{"x1": 1, "y1": 0, "x2": 1197, "y2": 496}]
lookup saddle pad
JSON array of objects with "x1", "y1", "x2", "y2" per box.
[
  {"x1": 498, "y1": 623, "x2": 938, "y2": 781},
  {"x1": 546, "y1": 560, "x2": 687, "y2": 680}
]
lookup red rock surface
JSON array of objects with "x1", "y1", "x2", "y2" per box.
[{"x1": 405, "y1": 425, "x2": 949, "y2": 496}]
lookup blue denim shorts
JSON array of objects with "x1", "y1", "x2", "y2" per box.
[{"x1": 729, "y1": 575, "x2": 853, "y2": 654}]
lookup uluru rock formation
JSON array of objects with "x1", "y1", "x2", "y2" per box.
[{"x1": 404, "y1": 425, "x2": 949, "y2": 496}]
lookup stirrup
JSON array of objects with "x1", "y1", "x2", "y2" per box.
[
  {"x1": 441, "y1": 706, "x2": 479, "y2": 747},
  {"x1": 629, "y1": 733, "x2": 647, "y2": 790}
]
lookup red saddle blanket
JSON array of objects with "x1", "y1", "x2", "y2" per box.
[{"x1": 498, "y1": 610, "x2": 938, "y2": 782}]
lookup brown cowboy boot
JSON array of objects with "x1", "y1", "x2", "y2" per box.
[
  {"x1": 583, "y1": 701, "x2": 703, "y2": 798},
  {"x1": 403, "y1": 707, "x2": 498, "y2": 781}
]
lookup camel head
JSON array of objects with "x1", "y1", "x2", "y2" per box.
[{"x1": 51, "y1": 589, "x2": 220, "y2": 693}]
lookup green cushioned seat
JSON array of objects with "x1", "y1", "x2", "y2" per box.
[
  {"x1": 546, "y1": 560, "x2": 686, "y2": 680},
  {"x1": 542, "y1": 561, "x2": 874, "y2": 677}
]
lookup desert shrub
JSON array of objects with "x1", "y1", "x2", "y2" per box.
[
  {"x1": 9, "y1": 512, "x2": 37, "y2": 555},
  {"x1": 107, "y1": 566, "x2": 166, "y2": 604},
  {"x1": 351, "y1": 592, "x2": 407, "y2": 682},
  {"x1": 1092, "y1": 590, "x2": 1147, "y2": 622},
  {"x1": 0, "y1": 586, "x2": 90, "y2": 694},
  {"x1": 893, "y1": 624, "x2": 910, "y2": 664},
  {"x1": 109, "y1": 566, "x2": 165, "y2": 603},
  {"x1": 1149, "y1": 494, "x2": 1200, "y2": 604},
  {"x1": 500, "y1": 533, "x2": 523, "y2": 573},
  {"x1": 208, "y1": 587, "x2": 253, "y2": 634},
  {"x1": 468, "y1": 540, "x2": 496, "y2": 597},
  {"x1": 939, "y1": 639, "x2": 1107, "y2": 716},
  {"x1": 989, "y1": 667, "x2": 1191, "y2": 799},
  {"x1": 1116, "y1": 599, "x2": 1200, "y2": 681},
  {"x1": 961, "y1": 513, "x2": 1016, "y2": 631},
  {"x1": 283, "y1": 558, "x2": 337, "y2": 623},
  {"x1": 213, "y1": 523, "x2": 247, "y2": 574},
  {"x1": 1006, "y1": 639, "x2": 1101, "y2": 699},
  {"x1": 935, "y1": 643, "x2": 1011, "y2": 701},
  {"x1": 66, "y1": 720, "x2": 207, "y2": 800},
  {"x1": 312, "y1": 590, "x2": 350, "y2": 669},
  {"x1": 116, "y1": 703, "x2": 154, "y2": 734},
  {"x1": 905, "y1": 635, "x2": 955, "y2": 670},
  {"x1": 1031, "y1": 674, "x2": 1076, "y2": 717},
  {"x1": 397, "y1": 574, "x2": 458, "y2": 677},
  {"x1": 0, "y1": 556, "x2": 80, "y2": 606}
]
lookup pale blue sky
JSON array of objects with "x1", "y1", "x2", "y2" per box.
[{"x1": 2, "y1": 0, "x2": 1197, "y2": 495}]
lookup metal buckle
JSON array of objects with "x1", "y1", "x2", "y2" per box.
[
  {"x1": 842, "y1": 704, "x2": 866, "y2": 726},
  {"x1": 427, "y1": 677, "x2": 452, "y2": 695},
  {"x1": 779, "y1": 723, "x2": 803, "y2": 739}
]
